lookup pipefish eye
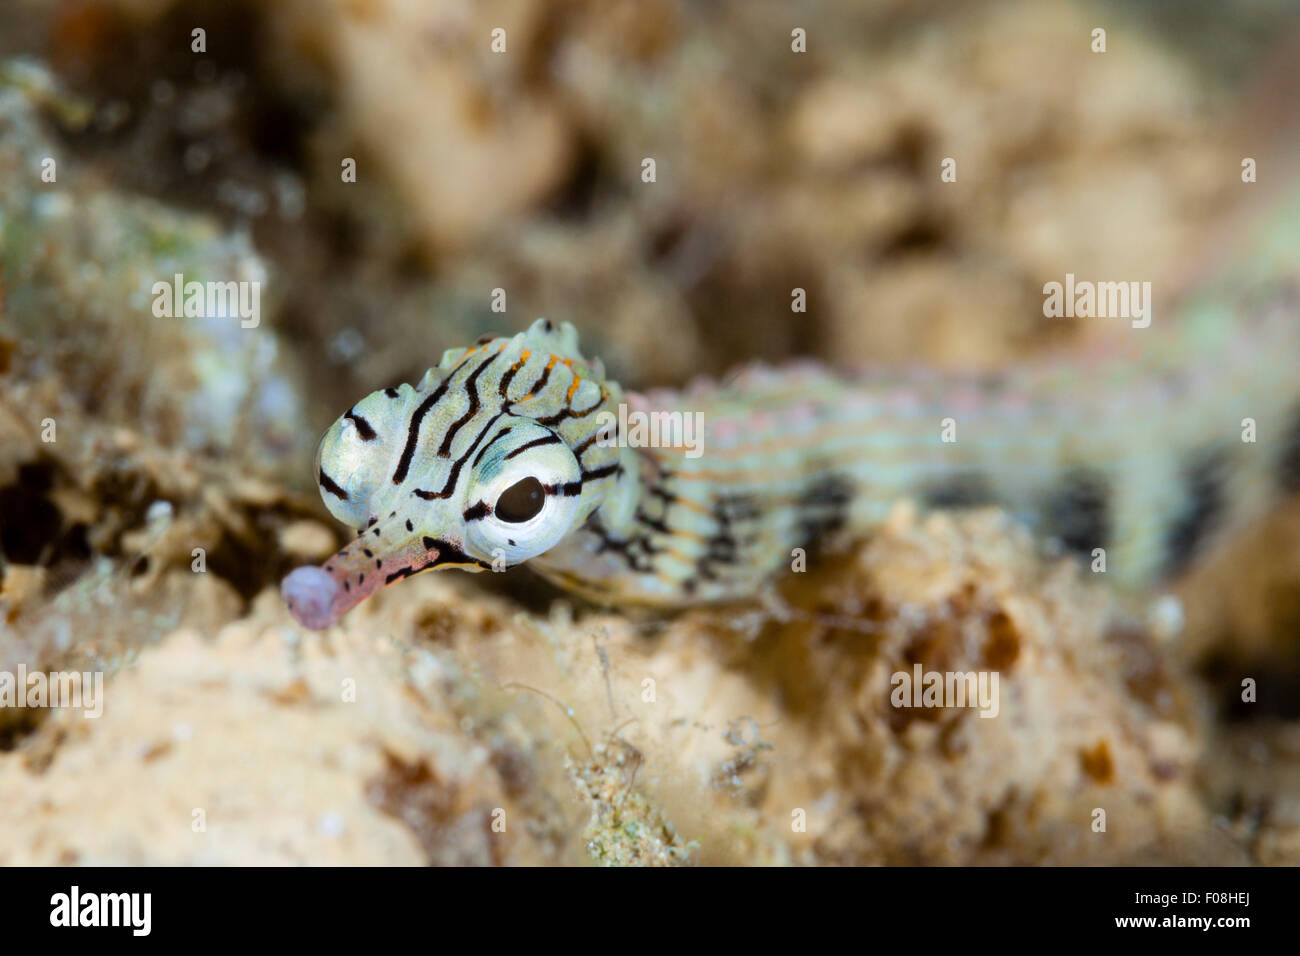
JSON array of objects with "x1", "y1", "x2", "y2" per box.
[
  {"x1": 495, "y1": 477, "x2": 547, "y2": 523},
  {"x1": 463, "y1": 420, "x2": 585, "y2": 564}
]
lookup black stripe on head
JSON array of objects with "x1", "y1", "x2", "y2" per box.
[
  {"x1": 543, "y1": 480, "x2": 583, "y2": 497},
  {"x1": 413, "y1": 410, "x2": 508, "y2": 501},
  {"x1": 384, "y1": 387, "x2": 400, "y2": 399},
  {"x1": 383, "y1": 544, "x2": 490, "y2": 585},
  {"x1": 463, "y1": 500, "x2": 492, "y2": 522},
  {"x1": 438, "y1": 352, "x2": 501, "y2": 457},
  {"x1": 582, "y1": 462, "x2": 621, "y2": 483},
  {"x1": 497, "y1": 356, "x2": 526, "y2": 399},
  {"x1": 319, "y1": 469, "x2": 349, "y2": 501},
  {"x1": 504, "y1": 433, "x2": 563, "y2": 461},
  {"x1": 1040, "y1": 466, "x2": 1111, "y2": 558},
  {"x1": 1277, "y1": 404, "x2": 1300, "y2": 494},
  {"x1": 393, "y1": 379, "x2": 451, "y2": 484},
  {"x1": 922, "y1": 470, "x2": 996, "y2": 509},
  {"x1": 573, "y1": 431, "x2": 602, "y2": 459},
  {"x1": 472, "y1": 425, "x2": 515, "y2": 468},
  {"x1": 345, "y1": 411, "x2": 377, "y2": 441},
  {"x1": 1163, "y1": 448, "x2": 1229, "y2": 576},
  {"x1": 509, "y1": 361, "x2": 554, "y2": 409},
  {"x1": 426, "y1": 536, "x2": 492, "y2": 569},
  {"x1": 536, "y1": 385, "x2": 607, "y2": 427}
]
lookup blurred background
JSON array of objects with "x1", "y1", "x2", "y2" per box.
[{"x1": 2, "y1": 0, "x2": 1300, "y2": 865}]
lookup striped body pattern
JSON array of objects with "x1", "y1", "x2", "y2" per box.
[{"x1": 283, "y1": 207, "x2": 1300, "y2": 630}]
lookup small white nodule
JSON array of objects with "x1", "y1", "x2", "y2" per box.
[
  {"x1": 1148, "y1": 593, "x2": 1185, "y2": 642},
  {"x1": 281, "y1": 565, "x2": 340, "y2": 630}
]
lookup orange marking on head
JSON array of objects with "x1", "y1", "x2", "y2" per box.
[
  {"x1": 567, "y1": 376, "x2": 582, "y2": 402},
  {"x1": 514, "y1": 355, "x2": 559, "y2": 403}
]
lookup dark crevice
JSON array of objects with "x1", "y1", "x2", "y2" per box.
[
  {"x1": 878, "y1": 216, "x2": 948, "y2": 260},
  {"x1": 0, "y1": 463, "x2": 63, "y2": 565},
  {"x1": 1205, "y1": 648, "x2": 1300, "y2": 722},
  {"x1": 543, "y1": 133, "x2": 605, "y2": 222}
]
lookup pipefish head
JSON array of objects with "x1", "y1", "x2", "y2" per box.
[{"x1": 282, "y1": 319, "x2": 624, "y2": 629}]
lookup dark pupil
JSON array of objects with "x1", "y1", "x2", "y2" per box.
[{"x1": 496, "y1": 477, "x2": 546, "y2": 523}]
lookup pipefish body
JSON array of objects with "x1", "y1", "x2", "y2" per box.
[{"x1": 282, "y1": 198, "x2": 1300, "y2": 630}]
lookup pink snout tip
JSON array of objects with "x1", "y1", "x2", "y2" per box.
[{"x1": 281, "y1": 565, "x2": 342, "y2": 630}]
